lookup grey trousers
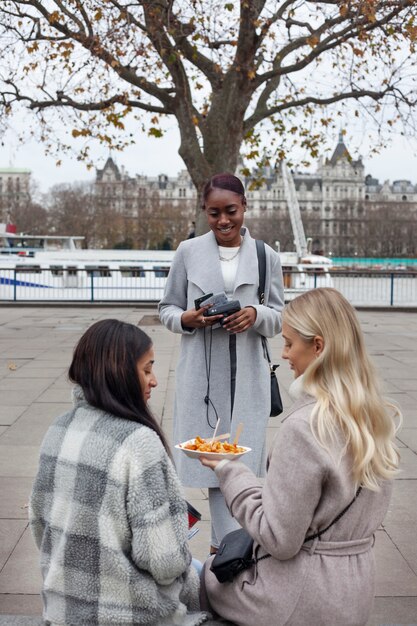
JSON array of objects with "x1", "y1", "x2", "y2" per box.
[{"x1": 208, "y1": 487, "x2": 240, "y2": 548}]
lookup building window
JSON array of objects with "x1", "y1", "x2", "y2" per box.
[
  {"x1": 50, "y1": 265, "x2": 64, "y2": 276},
  {"x1": 154, "y1": 266, "x2": 170, "y2": 277},
  {"x1": 16, "y1": 265, "x2": 41, "y2": 273},
  {"x1": 120, "y1": 266, "x2": 145, "y2": 277},
  {"x1": 86, "y1": 266, "x2": 111, "y2": 277}
]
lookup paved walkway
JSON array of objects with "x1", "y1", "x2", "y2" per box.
[{"x1": 0, "y1": 306, "x2": 416, "y2": 626}]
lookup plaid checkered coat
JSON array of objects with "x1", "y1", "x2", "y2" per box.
[{"x1": 29, "y1": 387, "x2": 208, "y2": 626}]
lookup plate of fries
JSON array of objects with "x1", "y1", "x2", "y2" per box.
[{"x1": 175, "y1": 436, "x2": 251, "y2": 460}]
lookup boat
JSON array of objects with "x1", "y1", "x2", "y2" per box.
[
  {"x1": 279, "y1": 250, "x2": 333, "y2": 299},
  {"x1": 0, "y1": 234, "x2": 331, "y2": 303},
  {"x1": 0, "y1": 229, "x2": 84, "y2": 255},
  {"x1": 0, "y1": 226, "x2": 174, "y2": 301}
]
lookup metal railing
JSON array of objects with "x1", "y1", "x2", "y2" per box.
[
  {"x1": 330, "y1": 270, "x2": 417, "y2": 307},
  {"x1": 282, "y1": 268, "x2": 417, "y2": 307},
  {"x1": 0, "y1": 267, "x2": 416, "y2": 307}
]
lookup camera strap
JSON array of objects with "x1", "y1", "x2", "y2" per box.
[
  {"x1": 203, "y1": 327, "x2": 219, "y2": 429},
  {"x1": 203, "y1": 326, "x2": 237, "y2": 425},
  {"x1": 229, "y1": 334, "x2": 237, "y2": 416}
]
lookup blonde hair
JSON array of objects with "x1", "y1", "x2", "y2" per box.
[{"x1": 283, "y1": 288, "x2": 401, "y2": 490}]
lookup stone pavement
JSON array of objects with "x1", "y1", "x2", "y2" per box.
[{"x1": 0, "y1": 305, "x2": 416, "y2": 626}]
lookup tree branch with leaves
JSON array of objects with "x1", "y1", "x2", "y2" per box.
[{"x1": 0, "y1": 0, "x2": 416, "y2": 230}]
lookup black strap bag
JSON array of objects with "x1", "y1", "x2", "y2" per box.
[
  {"x1": 255, "y1": 239, "x2": 283, "y2": 417},
  {"x1": 209, "y1": 528, "x2": 263, "y2": 583},
  {"x1": 267, "y1": 352, "x2": 283, "y2": 417},
  {"x1": 210, "y1": 487, "x2": 362, "y2": 583}
]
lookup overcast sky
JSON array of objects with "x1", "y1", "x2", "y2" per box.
[{"x1": 1, "y1": 125, "x2": 416, "y2": 194}]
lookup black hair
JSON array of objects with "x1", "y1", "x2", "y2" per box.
[
  {"x1": 201, "y1": 172, "x2": 246, "y2": 208},
  {"x1": 68, "y1": 319, "x2": 170, "y2": 453}
]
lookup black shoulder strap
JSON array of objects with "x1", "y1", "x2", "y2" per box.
[
  {"x1": 254, "y1": 485, "x2": 363, "y2": 567},
  {"x1": 304, "y1": 486, "x2": 362, "y2": 542},
  {"x1": 255, "y1": 239, "x2": 266, "y2": 305},
  {"x1": 255, "y1": 240, "x2": 271, "y2": 362}
]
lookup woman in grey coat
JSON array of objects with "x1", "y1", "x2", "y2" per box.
[
  {"x1": 201, "y1": 288, "x2": 402, "y2": 626},
  {"x1": 159, "y1": 173, "x2": 284, "y2": 554}
]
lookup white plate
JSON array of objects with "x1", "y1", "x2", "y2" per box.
[{"x1": 175, "y1": 439, "x2": 251, "y2": 461}]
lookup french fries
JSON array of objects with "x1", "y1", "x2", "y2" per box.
[{"x1": 181, "y1": 435, "x2": 246, "y2": 454}]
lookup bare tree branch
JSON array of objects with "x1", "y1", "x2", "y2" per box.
[{"x1": 0, "y1": 0, "x2": 416, "y2": 208}]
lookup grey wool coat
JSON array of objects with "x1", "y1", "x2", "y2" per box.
[
  {"x1": 202, "y1": 394, "x2": 393, "y2": 626},
  {"x1": 158, "y1": 228, "x2": 284, "y2": 487}
]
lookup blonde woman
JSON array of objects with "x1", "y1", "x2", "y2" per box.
[{"x1": 200, "y1": 288, "x2": 401, "y2": 626}]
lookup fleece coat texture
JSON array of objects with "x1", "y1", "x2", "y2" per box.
[
  {"x1": 202, "y1": 394, "x2": 393, "y2": 626},
  {"x1": 29, "y1": 387, "x2": 208, "y2": 626},
  {"x1": 158, "y1": 227, "x2": 284, "y2": 487}
]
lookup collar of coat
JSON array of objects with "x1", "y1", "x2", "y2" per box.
[
  {"x1": 185, "y1": 226, "x2": 260, "y2": 296},
  {"x1": 72, "y1": 384, "x2": 89, "y2": 408},
  {"x1": 281, "y1": 393, "x2": 317, "y2": 423}
]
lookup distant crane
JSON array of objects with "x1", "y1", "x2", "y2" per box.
[{"x1": 280, "y1": 161, "x2": 309, "y2": 259}]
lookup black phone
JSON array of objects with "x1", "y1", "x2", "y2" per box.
[{"x1": 194, "y1": 293, "x2": 213, "y2": 310}]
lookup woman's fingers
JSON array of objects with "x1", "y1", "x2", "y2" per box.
[
  {"x1": 199, "y1": 457, "x2": 219, "y2": 470},
  {"x1": 223, "y1": 309, "x2": 254, "y2": 333}
]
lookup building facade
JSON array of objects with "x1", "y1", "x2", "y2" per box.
[
  {"x1": 239, "y1": 135, "x2": 417, "y2": 256},
  {"x1": 95, "y1": 160, "x2": 196, "y2": 216},
  {"x1": 0, "y1": 167, "x2": 31, "y2": 224},
  {"x1": 94, "y1": 138, "x2": 417, "y2": 256}
]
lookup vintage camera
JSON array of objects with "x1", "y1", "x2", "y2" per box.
[
  {"x1": 196, "y1": 292, "x2": 241, "y2": 325},
  {"x1": 204, "y1": 299, "x2": 241, "y2": 325},
  {"x1": 195, "y1": 291, "x2": 227, "y2": 310}
]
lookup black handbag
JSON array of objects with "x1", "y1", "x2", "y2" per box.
[
  {"x1": 210, "y1": 487, "x2": 362, "y2": 583},
  {"x1": 268, "y1": 358, "x2": 283, "y2": 417},
  {"x1": 209, "y1": 528, "x2": 267, "y2": 583},
  {"x1": 255, "y1": 240, "x2": 283, "y2": 417}
]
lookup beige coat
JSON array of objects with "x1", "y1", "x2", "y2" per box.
[{"x1": 202, "y1": 394, "x2": 392, "y2": 626}]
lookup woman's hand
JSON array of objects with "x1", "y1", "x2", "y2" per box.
[
  {"x1": 181, "y1": 305, "x2": 223, "y2": 329},
  {"x1": 199, "y1": 456, "x2": 221, "y2": 470},
  {"x1": 222, "y1": 306, "x2": 257, "y2": 334}
]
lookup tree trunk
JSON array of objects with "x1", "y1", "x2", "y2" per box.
[{"x1": 176, "y1": 75, "x2": 253, "y2": 235}]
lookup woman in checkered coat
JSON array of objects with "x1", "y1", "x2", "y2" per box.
[{"x1": 29, "y1": 319, "x2": 208, "y2": 626}]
